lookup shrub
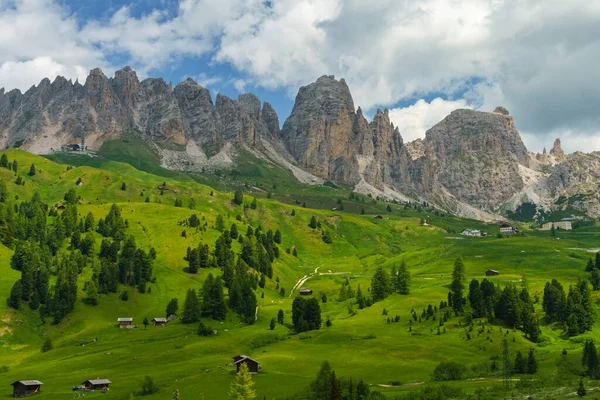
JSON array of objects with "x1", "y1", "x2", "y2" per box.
[
  {"x1": 432, "y1": 361, "x2": 465, "y2": 381},
  {"x1": 120, "y1": 291, "x2": 129, "y2": 301},
  {"x1": 140, "y1": 376, "x2": 159, "y2": 395},
  {"x1": 41, "y1": 337, "x2": 53, "y2": 353}
]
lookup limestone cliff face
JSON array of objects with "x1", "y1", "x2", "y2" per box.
[
  {"x1": 3, "y1": 67, "x2": 600, "y2": 219},
  {"x1": 408, "y1": 108, "x2": 530, "y2": 210},
  {"x1": 280, "y1": 75, "x2": 406, "y2": 188},
  {"x1": 0, "y1": 67, "x2": 282, "y2": 154}
]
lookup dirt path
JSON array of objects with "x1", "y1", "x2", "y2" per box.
[{"x1": 289, "y1": 266, "x2": 321, "y2": 298}]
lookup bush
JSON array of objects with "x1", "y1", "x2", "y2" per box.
[
  {"x1": 41, "y1": 337, "x2": 53, "y2": 353},
  {"x1": 120, "y1": 291, "x2": 129, "y2": 301},
  {"x1": 432, "y1": 361, "x2": 465, "y2": 381},
  {"x1": 140, "y1": 375, "x2": 159, "y2": 395},
  {"x1": 197, "y1": 322, "x2": 213, "y2": 336}
]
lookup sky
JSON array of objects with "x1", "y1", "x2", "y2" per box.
[{"x1": 1, "y1": 0, "x2": 599, "y2": 153}]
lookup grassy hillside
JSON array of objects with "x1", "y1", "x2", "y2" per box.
[{"x1": 1, "y1": 148, "x2": 600, "y2": 399}]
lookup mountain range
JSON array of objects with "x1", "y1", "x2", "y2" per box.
[{"x1": 1, "y1": 67, "x2": 599, "y2": 220}]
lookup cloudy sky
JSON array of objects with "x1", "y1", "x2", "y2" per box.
[{"x1": 1, "y1": 0, "x2": 599, "y2": 152}]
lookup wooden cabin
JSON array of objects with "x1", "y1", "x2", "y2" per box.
[
  {"x1": 82, "y1": 379, "x2": 112, "y2": 391},
  {"x1": 11, "y1": 381, "x2": 43, "y2": 397},
  {"x1": 299, "y1": 288, "x2": 313, "y2": 296},
  {"x1": 486, "y1": 269, "x2": 500, "y2": 276},
  {"x1": 233, "y1": 356, "x2": 260, "y2": 374},
  {"x1": 117, "y1": 318, "x2": 133, "y2": 328},
  {"x1": 152, "y1": 317, "x2": 167, "y2": 326}
]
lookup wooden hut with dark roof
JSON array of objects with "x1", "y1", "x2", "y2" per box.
[
  {"x1": 82, "y1": 379, "x2": 112, "y2": 391},
  {"x1": 11, "y1": 381, "x2": 43, "y2": 397},
  {"x1": 233, "y1": 355, "x2": 260, "y2": 374}
]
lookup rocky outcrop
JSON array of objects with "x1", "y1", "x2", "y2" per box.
[
  {"x1": 3, "y1": 67, "x2": 600, "y2": 220},
  {"x1": 280, "y1": 75, "x2": 407, "y2": 189}
]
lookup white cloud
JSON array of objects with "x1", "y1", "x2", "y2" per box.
[
  {"x1": 1, "y1": 0, "x2": 600, "y2": 151},
  {"x1": 388, "y1": 98, "x2": 471, "y2": 143},
  {"x1": 0, "y1": 57, "x2": 87, "y2": 91},
  {"x1": 0, "y1": 0, "x2": 106, "y2": 90}
]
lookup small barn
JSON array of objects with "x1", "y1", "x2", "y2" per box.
[
  {"x1": 233, "y1": 356, "x2": 260, "y2": 374},
  {"x1": 152, "y1": 317, "x2": 167, "y2": 326},
  {"x1": 299, "y1": 288, "x2": 313, "y2": 296},
  {"x1": 486, "y1": 269, "x2": 500, "y2": 276},
  {"x1": 373, "y1": 215, "x2": 383, "y2": 220},
  {"x1": 11, "y1": 381, "x2": 43, "y2": 397},
  {"x1": 82, "y1": 379, "x2": 112, "y2": 391},
  {"x1": 117, "y1": 317, "x2": 133, "y2": 328}
]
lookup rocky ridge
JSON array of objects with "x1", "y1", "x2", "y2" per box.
[{"x1": 1, "y1": 67, "x2": 599, "y2": 219}]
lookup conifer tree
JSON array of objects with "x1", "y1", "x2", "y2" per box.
[
  {"x1": 451, "y1": 256, "x2": 466, "y2": 313},
  {"x1": 215, "y1": 214, "x2": 225, "y2": 232},
  {"x1": 309, "y1": 216, "x2": 317, "y2": 229},
  {"x1": 514, "y1": 350, "x2": 527, "y2": 374},
  {"x1": 0, "y1": 153, "x2": 7, "y2": 168},
  {"x1": 371, "y1": 266, "x2": 392, "y2": 302},
  {"x1": 229, "y1": 362, "x2": 256, "y2": 400},
  {"x1": 28, "y1": 163, "x2": 36, "y2": 176},
  {"x1": 182, "y1": 289, "x2": 201, "y2": 324},
  {"x1": 527, "y1": 348, "x2": 538, "y2": 374},
  {"x1": 277, "y1": 309, "x2": 284, "y2": 324},
  {"x1": 12, "y1": 159, "x2": 17, "y2": 172},
  {"x1": 233, "y1": 190, "x2": 244, "y2": 205},
  {"x1": 166, "y1": 298, "x2": 179, "y2": 318},
  {"x1": 250, "y1": 197, "x2": 258, "y2": 210},
  {"x1": 395, "y1": 260, "x2": 411, "y2": 295}
]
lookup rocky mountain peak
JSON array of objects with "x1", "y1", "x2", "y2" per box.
[{"x1": 493, "y1": 106, "x2": 510, "y2": 115}]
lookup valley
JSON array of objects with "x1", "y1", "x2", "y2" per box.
[{"x1": 1, "y1": 148, "x2": 600, "y2": 399}]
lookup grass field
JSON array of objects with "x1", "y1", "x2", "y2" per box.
[{"x1": 1, "y1": 148, "x2": 600, "y2": 399}]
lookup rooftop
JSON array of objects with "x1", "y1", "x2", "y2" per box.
[
  {"x1": 84, "y1": 379, "x2": 112, "y2": 385},
  {"x1": 11, "y1": 381, "x2": 43, "y2": 386},
  {"x1": 117, "y1": 318, "x2": 133, "y2": 322}
]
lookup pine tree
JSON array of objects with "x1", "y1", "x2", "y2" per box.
[
  {"x1": 527, "y1": 348, "x2": 538, "y2": 374},
  {"x1": 166, "y1": 298, "x2": 179, "y2": 318},
  {"x1": 121, "y1": 182, "x2": 127, "y2": 191},
  {"x1": 215, "y1": 214, "x2": 225, "y2": 232},
  {"x1": 28, "y1": 163, "x2": 36, "y2": 176},
  {"x1": 250, "y1": 197, "x2": 258, "y2": 210},
  {"x1": 592, "y1": 268, "x2": 600, "y2": 291},
  {"x1": 371, "y1": 266, "x2": 392, "y2": 302},
  {"x1": 7, "y1": 280, "x2": 22, "y2": 309},
  {"x1": 270, "y1": 318, "x2": 276, "y2": 330},
  {"x1": 41, "y1": 337, "x2": 53, "y2": 353},
  {"x1": 84, "y1": 280, "x2": 99, "y2": 305},
  {"x1": 229, "y1": 362, "x2": 256, "y2": 400},
  {"x1": 12, "y1": 159, "x2": 18, "y2": 172},
  {"x1": 143, "y1": 317, "x2": 149, "y2": 329},
  {"x1": 0, "y1": 154, "x2": 8, "y2": 168},
  {"x1": 274, "y1": 230, "x2": 281, "y2": 244},
  {"x1": 514, "y1": 350, "x2": 527, "y2": 374},
  {"x1": 596, "y1": 252, "x2": 600, "y2": 270},
  {"x1": 577, "y1": 378, "x2": 586, "y2": 397},
  {"x1": 451, "y1": 256, "x2": 466, "y2": 313},
  {"x1": 309, "y1": 216, "x2": 317, "y2": 229},
  {"x1": 395, "y1": 260, "x2": 411, "y2": 294},
  {"x1": 321, "y1": 229, "x2": 332, "y2": 244},
  {"x1": 277, "y1": 309, "x2": 284, "y2": 324},
  {"x1": 182, "y1": 289, "x2": 201, "y2": 324},
  {"x1": 233, "y1": 190, "x2": 244, "y2": 205}
]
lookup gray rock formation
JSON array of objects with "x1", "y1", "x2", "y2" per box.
[{"x1": 3, "y1": 67, "x2": 600, "y2": 219}]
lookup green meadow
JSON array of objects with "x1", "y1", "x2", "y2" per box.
[{"x1": 1, "y1": 148, "x2": 600, "y2": 399}]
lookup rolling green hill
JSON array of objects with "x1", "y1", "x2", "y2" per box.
[{"x1": 1, "y1": 148, "x2": 600, "y2": 399}]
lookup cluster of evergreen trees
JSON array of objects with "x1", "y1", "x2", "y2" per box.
[
  {"x1": 543, "y1": 279, "x2": 594, "y2": 336},
  {"x1": 586, "y1": 253, "x2": 600, "y2": 289},
  {"x1": 292, "y1": 296, "x2": 322, "y2": 332},
  {"x1": 180, "y1": 256, "x2": 259, "y2": 325},
  {"x1": 513, "y1": 348, "x2": 537, "y2": 375},
  {"x1": 0, "y1": 154, "x2": 18, "y2": 173},
  {"x1": 582, "y1": 340, "x2": 600, "y2": 379},
  {"x1": 371, "y1": 261, "x2": 411, "y2": 303},
  {"x1": 292, "y1": 361, "x2": 384, "y2": 400}
]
